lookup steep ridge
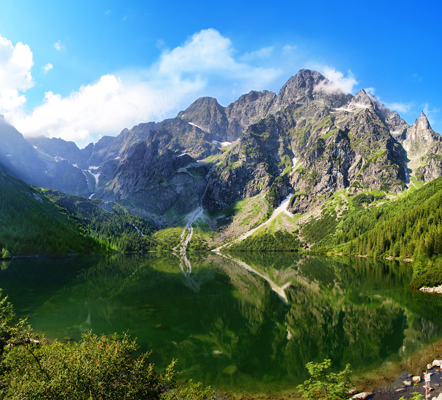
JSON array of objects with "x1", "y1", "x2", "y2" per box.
[
  {"x1": 0, "y1": 116, "x2": 50, "y2": 187},
  {"x1": 0, "y1": 163, "x2": 105, "y2": 255},
  {"x1": 394, "y1": 112, "x2": 442, "y2": 184},
  {"x1": 2, "y1": 69, "x2": 442, "y2": 248},
  {"x1": 177, "y1": 90, "x2": 277, "y2": 142}
]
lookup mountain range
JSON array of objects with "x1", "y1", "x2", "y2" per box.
[{"x1": 1, "y1": 69, "x2": 441, "y2": 251}]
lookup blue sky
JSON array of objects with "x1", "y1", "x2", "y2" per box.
[{"x1": 0, "y1": 0, "x2": 441, "y2": 147}]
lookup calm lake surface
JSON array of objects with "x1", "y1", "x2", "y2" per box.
[{"x1": 1, "y1": 253, "x2": 442, "y2": 394}]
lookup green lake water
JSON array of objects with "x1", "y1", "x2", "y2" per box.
[{"x1": 1, "y1": 253, "x2": 442, "y2": 394}]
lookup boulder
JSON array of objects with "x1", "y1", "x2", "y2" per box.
[
  {"x1": 352, "y1": 393, "x2": 372, "y2": 399},
  {"x1": 412, "y1": 376, "x2": 421, "y2": 383}
]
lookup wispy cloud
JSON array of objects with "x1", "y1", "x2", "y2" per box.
[
  {"x1": 54, "y1": 40, "x2": 65, "y2": 51},
  {"x1": 315, "y1": 66, "x2": 358, "y2": 94},
  {"x1": 240, "y1": 46, "x2": 274, "y2": 62},
  {"x1": 385, "y1": 102, "x2": 413, "y2": 114},
  {"x1": 155, "y1": 29, "x2": 281, "y2": 86},
  {"x1": 282, "y1": 45, "x2": 296, "y2": 54},
  {"x1": 10, "y1": 74, "x2": 198, "y2": 143},
  {"x1": 42, "y1": 63, "x2": 53, "y2": 75},
  {"x1": 422, "y1": 103, "x2": 440, "y2": 126},
  {"x1": 6, "y1": 29, "x2": 284, "y2": 144},
  {"x1": 364, "y1": 88, "x2": 413, "y2": 115}
]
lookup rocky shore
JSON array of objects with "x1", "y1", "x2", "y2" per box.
[
  {"x1": 420, "y1": 285, "x2": 442, "y2": 294},
  {"x1": 215, "y1": 340, "x2": 442, "y2": 400}
]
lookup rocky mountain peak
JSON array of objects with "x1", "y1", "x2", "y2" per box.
[
  {"x1": 276, "y1": 69, "x2": 326, "y2": 103},
  {"x1": 284, "y1": 69, "x2": 326, "y2": 91},
  {"x1": 176, "y1": 96, "x2": 228, "y2": 140},
  {"x1": 177, "y1": 96, "x2": 225, "y2": 124},
  {"x1": 417, "y1": 111, "x2": 431, "y2": 130},
  {"x1": 269, "y1": 69, "x2": 354, "y2": 113},
  {"x1": 351, "y1": 89, "x2": 378, "y2": 108},
  {"x1": 180, "y1": 96, "x2": 222, "y2": 113},
  {"x1": 401, "y1": 110, "x2": 441, "y2": 172}
]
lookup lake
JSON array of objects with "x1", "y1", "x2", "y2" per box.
[{"x1": 1, "y1": 252, "x2": 442, "y2": 395}]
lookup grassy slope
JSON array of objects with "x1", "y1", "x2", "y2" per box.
[
  {"x1": 40, "y1": 189, "x2": 158, "y2": 253},
  {"x1": 307, "y1": 177, "x2": 442, "y2": 288},
  {"x1": 0, "y1": 166, "x2": 106, "y2": 256}
]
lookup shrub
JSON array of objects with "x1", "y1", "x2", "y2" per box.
[{"x1": 297, "y1": 359, "x2": 352, "y2": 400}]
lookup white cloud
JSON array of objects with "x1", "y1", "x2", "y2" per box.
[
  {"x1": 363, "y1": 90, "x2": 413, "y2": 117},
  {"x1": 6, "y1": 28, "x2": 284, "y2": 144},
  {"x1": 315, "y1": 66, "x2": 358, "y2": 94},
  {"x1": 8, "y1": 74, "x2": 204, "y2": 143},
  {"x1": 362, "y1": 88, "x2": 413, "y2": 115},
  {"x1": 386, "y1": 102, "x2": 413, "y2": 114},
  {"x1": 0, "y1": 34, "x2": 34, "y2": 112},
  {"x1": 155, "y1": 29, "x2": 281, "y2": 88},
  {"x1": 240, "y1": 46, "x2": 274, "y2": 62},
  {"x1": 282, "y1": 45, "x2": 297, "y2": 54},
  {"x1": 54, "y1": 40, "x2": 64, "y2": 51},
  {"x1": 423, "y1": 103, "x2": 440, "y2": 126},
  {"x1": 42, "y1": 63, "x2": 53, "y2": 75}
]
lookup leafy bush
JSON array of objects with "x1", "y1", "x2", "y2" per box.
[
  {"x1": 0, "y1": 291, "x2": 214, "y2": 399},
  {"x1": 297, "y1": 359, "x2": 352, "y2": 400},
  {"x1": 0, "y1": 248, "x2": 10, "y2": 260}
]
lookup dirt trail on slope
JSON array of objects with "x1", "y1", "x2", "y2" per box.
[
  {"x1": 171, "y1": 206, "x2": 206, "y2": 292},
  {"x1": 173, "y1": 206, "x2": 204, "y2": 253},
  {"x1": 214, "y1": 252, "x2": 290, "y2": 303},
  {"x1": 213, "y1": 194, "x2": 294, "y2": 252}
]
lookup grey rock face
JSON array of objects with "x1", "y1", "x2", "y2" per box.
[
  {"x1": 4, "y1": 68, "x2": 442, "y2": 224},
  {"x1": 177, "y1": 97, "x2": 229, "y2": 141},
  {"x1": 268, "y1": 69, "x2": 352, "y2": 114},
  {"x1": 202, "y1": 113, "x2": 292, "y2": 210},
  {"x1": 399, "y1": 112, "x2": 442, "y2": 182},
  {"x1": 177, "y1": 91, "x2": 276, "y2": 143},
  {"x1": 0, "y1": 117, "x2": 49, "y2": 188},
  {"x1": 225, "y1": 90, "x2": 276, "y2": 141}
]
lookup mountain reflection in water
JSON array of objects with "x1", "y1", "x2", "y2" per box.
[{"x1": 1, "y1": 253, "x2": 442, "y2": 393}]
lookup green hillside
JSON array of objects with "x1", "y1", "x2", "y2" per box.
[
  {"x1": 41, "y1": 189, "x2": 157, "y2": 253},
  {"x1": 308, "y1": 177, "x2": 442, "y2": 288},
  {"x1": 0, "y1": 166, "x2": 158, "y2": 257},
  {"x1": 0, "y1": 166, "x2": 106, "y2": 256}
]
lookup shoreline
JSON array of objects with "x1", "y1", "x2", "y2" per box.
[{"x1": 212, "y1": 338, "x2": 442, "y2": 399}]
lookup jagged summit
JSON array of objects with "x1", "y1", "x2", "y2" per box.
[
  {"x1": 270, "y1": 69, "x2": 353, "y2": 113},
  {"x1": 177, "y1": 96, "x2": 228, "y2": 139},
  {"x1": 349, "y1": 90, "x2": 387, "y2": 113},
  {"x1": 281, "y1": 69, "x2": 326, "y2": 93},
  {"x1": 417, "y1": 111, "x2": 431, "y2": 130},
  {"x1": 1, "y1": 67, "x2": 442, "y2": 226}
]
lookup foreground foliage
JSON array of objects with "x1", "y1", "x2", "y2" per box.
[
  {"x1": 0, "y1": 291, "x2": 214, "y2": 399},
  {"x1": 297, "y1": 359, "x2": 352, "y2": 400}
]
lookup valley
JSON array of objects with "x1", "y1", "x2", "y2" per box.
[{"x1": 1, "y1": 68, "x2": 442, "y2": 398}]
